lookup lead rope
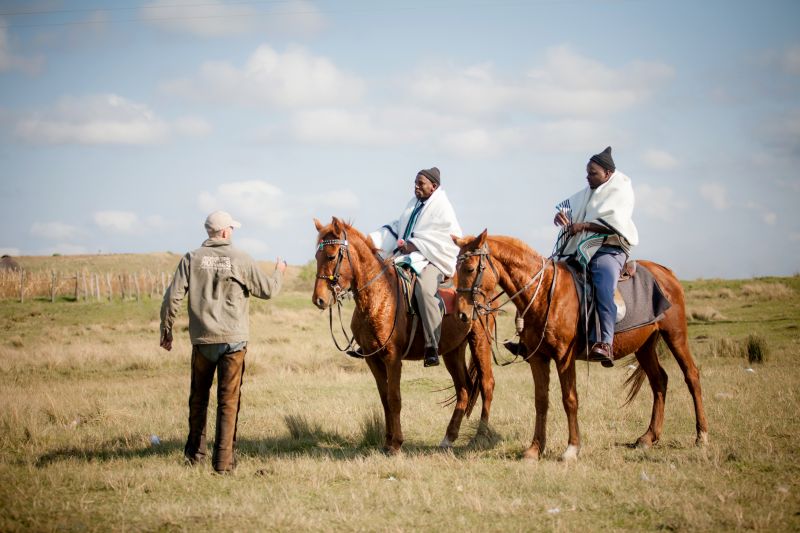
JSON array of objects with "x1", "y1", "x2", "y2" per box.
[{"x1": 583, "y1": 263, "x2": 590, "y2": 400}]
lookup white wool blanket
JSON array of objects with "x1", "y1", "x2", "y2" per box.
[
  {"x1": 369, "y1": 188, "x2": 463, "y2": 277},
  {"x1": 559, "y1": 170, "x2": 639, "y2": 265}
]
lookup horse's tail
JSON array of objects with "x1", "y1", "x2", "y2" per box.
[{"x1": 623, "y1": 364, "x2": 647, "y2": 406}]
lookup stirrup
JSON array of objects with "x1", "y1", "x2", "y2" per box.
[{"x1": 346, "y1": 348, "x2": 364, "y2": 359}]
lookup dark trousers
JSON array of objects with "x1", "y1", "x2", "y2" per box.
[{"x1": 184, "y1": 346, "x2": 246, "y2": 472}]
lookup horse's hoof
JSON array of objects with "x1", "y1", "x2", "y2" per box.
[
  {"x1": 382, "y1": 446, "x2": 402, "y2": 456},
  {"x1": 560, "y1": 444, "x2": 579, "y2": 462},
  {"x1": 439, "y1": 437, "x2": 454, "y2": 449},
  {"x1": 695, "y1": 431, "x2": 709, "y2": 447},
  {"x1": 635, "y1": 438, "x2": 652, "y2": 449},
  {"x1": 522, "y1": 447, "x2": 540, "y2": 461}
]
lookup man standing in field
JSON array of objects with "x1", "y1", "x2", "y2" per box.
[
  {"x1": 160, "y1": 210, "x2": 286, "y2": 474},
  {"x1": 369, "y1": 167, "x2": 463, "y2": 368},
  {"x1": 553, "y1": 146, "x2": 639, "y2": 367}
]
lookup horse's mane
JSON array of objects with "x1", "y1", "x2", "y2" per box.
[
  {"x1": 342, "y1": 222, "x2": 380, "y2": 254},
  {"x1": 487, "y1": 235, "x2": 542, "y2": 266}
]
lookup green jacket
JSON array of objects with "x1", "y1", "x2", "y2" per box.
[{"x1": 160, "y1": 238, "x2": 283, "y2": 344}]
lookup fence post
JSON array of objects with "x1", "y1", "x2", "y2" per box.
[
  {"x1": 119, "y1": 274, "x2": 126, "y2": 300},
  {"x1": 160, "y1": 272, "x2": 166, "y2": 295},
  {"x1": 81, "y1": 271, "x2": 88, "y2": 301},
  {"x1": 106, "y1": 272, "x2": 113, "y2": 301},
  {"x1": 19, "y1": 270, "x2": 24, "y2": 303},
  {"x1": 134, "y1": 272, "x2": 140, "y2": 303},
  {"x1": 74, "y1": 271, "x2": 80, "y2": 301},
  {"x1": 50, "y1": 270, "x2": 57, "y2": 303}
]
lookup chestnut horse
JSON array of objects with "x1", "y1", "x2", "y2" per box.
[
  {"x1": 312, "y1": 218, "x2": 495, "y2": 454},
  {"x1": 453, "y1": 230, "x2": 708, "y2": 461}
]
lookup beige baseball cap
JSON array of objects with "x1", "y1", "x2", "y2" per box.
[{"x1": 204, "y1": 210, "x2": 242, "y2": 232}]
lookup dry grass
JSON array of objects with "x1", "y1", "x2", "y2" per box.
[
  {"x1": 1, "y1": 272, "x2": 799, "y2": 531},
  {"x1": 741, "y1": 281, "x2": 793, "y2": 299},
  {"x1": 687, "y1": 306, "x2": 726, "y2": 322}
]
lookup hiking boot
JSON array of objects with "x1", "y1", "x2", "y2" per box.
[
  {"x1": 503, "y1": 340, "x2": 528, "y2": 357},
  {"x1": 588, "y1": 342, "x2": 614, "y2": 368},
  {"x1": 423, "y1": 346, "x2": 440, "y2": 367}
]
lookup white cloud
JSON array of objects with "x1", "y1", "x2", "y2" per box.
[
  {"x1": 198, "y1": 180, "x2": 292, "y2": 229},
  {"x1": 782, "y1": 44, "x2": 800, "y2": 76},
  {"x1": 14, "y1": 94, "x2": 208, "y2": 145},
  {"x1": 763, "y1": 212, "x2": 777, "y2": 225},
  {"x1": 636, "y1": 184, "x2": 688, "y2": 221},
  {"x1": 163, "y1": 45, "x2": 364, "y2": 108},
  {"x1": 236, "y1": 237, "x2": 270, "y2": 257},
  {"x1": 0, "y1": 23, "x2": 43, "y2": 74},
  {"x1": 141, "y1": 0, "x2": 324, "y2": 38},
  {"x1": 408, "y1": 46, "x2": 674, "y2": 118},
  {"x1": 439, "y1": 127, "x2": 523, "y2": 158},
  {"x1": 94, "y1": 211, "x2": 140, "y2": 233},
  {"x1": 699, "y1": 182, "x2": 729, "y2": 211},
  {"x1": 198, "y1": 180, "x2": 360, "y2": 229},
  {"x1": 641, "y1": 149, "x2": 679, "y2": 171},
  {"x1": 0, "y1": 247, "x2": 21, "y2": 256},
  {"x1": 31, "y1": 221, "x2": 80, "y2": 240},
  {"x1": 290, "y1": 109, "x2": 395, "y2": 145}
]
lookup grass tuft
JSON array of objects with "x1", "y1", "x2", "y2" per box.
[
  {"x1": 283, "y1": 414, "x2": 323, "y2": 441},
  {"x1": 745, "y1": 334, "x2": 769, "y2": 364},
  {"x1": 710, "y1": 337, "x2": 743, "y2": 358},
  {"x1": 688, "y1": 306, "x2": 726, "y2": 322},
  {"x1": 358, "y1": 408, "x2": 384, "y2": 448},
  {"x1": 741, "y1": 282, "x2": 793, "y2": 299}
]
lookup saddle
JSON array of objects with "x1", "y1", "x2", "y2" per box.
[
  {"x1": 395, "y1": 265, "x2": 456, "y2": 317},
  {"x1": 563, "y1": 259, "x2": 671, "y2": 335}
]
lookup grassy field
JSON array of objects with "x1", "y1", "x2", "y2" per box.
[{"x1": 0, "y1": 259, "x2": 798, "y2": 531}]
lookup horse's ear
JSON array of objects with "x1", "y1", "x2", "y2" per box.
[
  {"x1": 332, "y1": 217, "x2": 343, "y2": 234},
  {"x1": 452, "y1": 234, "x2": 468, "y2": 247},
  {"x1": 476, "y1": 229, "x2": 488, "y2": 247},
  {"x1": 314, "y1": 218, "x2": 323, "y2": 231}
]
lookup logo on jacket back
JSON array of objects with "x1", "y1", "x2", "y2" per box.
[{"x1": 200, "y1": 256, "x2": 232, "y2": 271}]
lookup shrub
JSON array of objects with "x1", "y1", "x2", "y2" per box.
[
  {"x1": 284, "y1": 414, "x2": 322, "y2": 441},
  {"x1": 745, "y1": 334, "x2": 769, "y2": 364}
]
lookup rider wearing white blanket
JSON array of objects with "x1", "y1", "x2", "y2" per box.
[
  {"x1": 555, "y1": 146, "x2": 638, "y2": 367},
  {"x1": 369, "y1": 167, "x2": 463, "y2": 368}
]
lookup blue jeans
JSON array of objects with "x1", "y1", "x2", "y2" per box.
[{"x1": 588, "y1": 246, "x2": 627, "y2": 345}]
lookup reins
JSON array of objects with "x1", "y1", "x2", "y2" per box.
[
  {"x1": 457, "y1": 243, "x2": 558, "y2": 365},
  {"x1": 317, "y1": 230, "x2": 405, "y2": 358}
]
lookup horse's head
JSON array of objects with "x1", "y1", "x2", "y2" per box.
[
  {"x1": 312, "y1": 217, "x2": 355, "y2": 309},
  {"x1": 453, "y1": 229, "x2": 498, "y2": 322}
]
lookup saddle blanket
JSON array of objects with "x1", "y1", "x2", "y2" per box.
[
  {"x1": 395, "y1": 265, "x2": 456, "y2": 316},
  {"x1": 565, "y1": 261, "x2": 672, "y2": 334}
]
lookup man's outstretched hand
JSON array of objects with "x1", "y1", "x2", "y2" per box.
[{"x1": 160, "y1": 331, "x2": 173, "y2": 351}]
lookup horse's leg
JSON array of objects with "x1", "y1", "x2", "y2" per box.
[
  {"x1": 523, "y1": 354, "x2": 550, "y2": 460},
  {"x1": 440, "y1": 343, "x2": 469, "y2": 448},
  {"x1": 661, "y1": 323, "x2": 709, "y2": 446},
  {"x1": 364, "y1": 356, "x2": 393, "y2": 451},
  {"x1": 470, "y1": 323, "x2": 495, "y2": 433},
  {"x1": 633, "y1": 333, "x2": 668, "y2": 448},
  {"x1": 555, "y1": 356, "x2": 580, "y2": 461},
  {"x1": 384, "y1": 356, "x2": 404, "y2": 454}
]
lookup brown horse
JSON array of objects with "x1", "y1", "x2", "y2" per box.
[
  {"x1": 312, "y1": 218, "x2": 495, "y2": 454},
  {"x1": 453, "y1": 230, "x2": 708, "y2": 461}
]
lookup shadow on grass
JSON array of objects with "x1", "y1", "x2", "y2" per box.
[
  {"x1": 35, "y1": 422, "x2": 510, "y2": 467},
  {"x1": 36, "y1": 436, "x2": 185, "y2": 467}
]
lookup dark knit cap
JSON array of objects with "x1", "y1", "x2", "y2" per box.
[
  {"x1": 589, "y1": 146, "x2": 616, "y2": 172},
  {"x1": 417, "y1": 167, "x2": 441, "y2": 186}
]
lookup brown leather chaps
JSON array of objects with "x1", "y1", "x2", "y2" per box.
[{"x1": 184, "y1": 346, "x2": 246, "y2": 473}]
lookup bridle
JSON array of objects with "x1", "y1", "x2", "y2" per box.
[
  {"x1": 456, "y1": 242, "x2": 557, "y2": 365},
  {"x1": 315, "y1": 229, "x2": 400, "y2": 357}
]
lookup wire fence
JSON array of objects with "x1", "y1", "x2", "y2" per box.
[{"x1": 0, "y1": 269, "x2": 174, "y2": 303}]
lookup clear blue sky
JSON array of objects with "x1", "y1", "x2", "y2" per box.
[{"x1": 1, "y1": 0, "x2": 798, "y2": 278}]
